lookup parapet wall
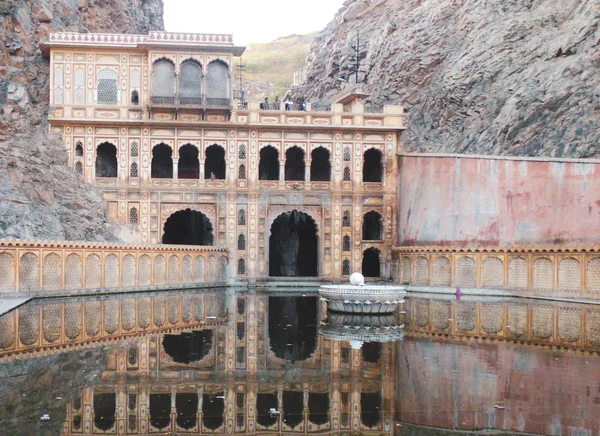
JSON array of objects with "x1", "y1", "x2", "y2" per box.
[{"x1": 398, "y1": 154, "x2": 600, "y2": 247}]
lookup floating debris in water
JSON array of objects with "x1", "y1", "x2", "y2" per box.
[{"x1": 40, "y1": 414, "x2": 51, "y2": 422}]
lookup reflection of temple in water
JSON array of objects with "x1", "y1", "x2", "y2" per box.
[{"x1": 28, "y1": 292, "x2": 398, "y2": 435}]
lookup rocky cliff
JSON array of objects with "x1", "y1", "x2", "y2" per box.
[
  {"x1": 0, "y1": 0, "x2": 163, "y2": 241},
  {"x1": 299, "y1": 0, "x2": 600, "y2": 157}
]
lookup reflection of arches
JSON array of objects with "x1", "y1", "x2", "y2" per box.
[
  {"x1": 363, "y1": 148, "x2": 383, "y2": 182},
  {"x1": 362, "y1": 247, "x2": 381, "y2": 277},
  {"x1": 343, "y1": 210, "x2": 351, "y2": 227},
  {"x1": 151, "y1": 143, "x2": 173, "y2": 178},
  {"x1": 257, "y1": 393, "x2": 278, "y2": 427},
  {"x1": 269, "y1": 210, "x2": 318, "y2": 277},
  {"x1": 259, "y1": 146, "x2": 279, "y2": 180},
  {"x1": 205, "y1": 144, "x2": 226, "y2": 179},
  {"x1": 151, "y1": 58, "x2": 176, "y2": 104},
  {"x1": 163, "y1": 209, "x2": 214, "y2": 245},
  {"x1": 361, "y1": 392, "x2": 382, "y2": 428},
  {"x1": 176, "y1": 393, "x2": 198, "y2": 429},
  {"x1": 203, "y1": 392, "x2": 225, "y2": 430},
  {"x1": 150, "y1": 394, "x2": 171, "y2": 429},
  {"x1": 94, "y1": 393, "x2": 116, "y2": 431},
  {"x1": 283, "y1": 391, "x2": 303, "y2": 429},
  {"x1": 310, "y1": 146, "x2": 330, "y2": 181},
  {"x1": 362, "y1": 211, "x2": 383, "y2": 240},
  {"x1": 178, "y1": 144, "x2": 199, "y2": 179},
  {"x1": 163, "y1": 330, "x2": 213, "y2": 363},
  {"x1": 285, "y1": 146, "x2": 305, "y2": 181},
  {"x1": 269, "y1": 296, "x2": 317, "y2": 362},
  {"x1": 308, "y1": 393, "x2": 329, "y2": 425},
  {"x1": 96, "y1": 142, "x2": 117, "y2": 177}
]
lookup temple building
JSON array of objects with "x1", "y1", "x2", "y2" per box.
[{"x1": 42, "y1": 31, "x2": 405, "y2": 281}]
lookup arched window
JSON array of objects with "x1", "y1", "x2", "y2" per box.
[
  {"x1": 151, "y1": 59, "x2": 176, "y2": 104},
  {"x1": 237, "y1": 258, "x2": 246, "y2": 275},
  {"x1": 343, "y1": 166, "x2": 351, "y2": 181},
  {"x1": 362, "y1": 211, "x2": 383, "y2": 240},
  {"x1": 363, "y1": 148, "x2": 383, "y2": 182},
  {"x1": 238, "y1": 234, "x2": 246, "y2": 251},
  {"x1": 74, "y1": 68, "x2": 84, "y2": 86},
  {"x1": 205, "y1": 144, "x2": 226, "y2": 179},
  {"x1": 342, "y1": 259, "x2": 350, "y2": 276},
  {"x1": 75, "y1": 88, "x2": 85, "y2": 105},
  {"x1": 75, "y1": 141, "x2": 83, "y2": 156},
  {"x1": 129, "y1": 207, "x2": 138, "y2": 224},
  {"x1": 131, "y1": 90, "x2": 139, "y2": 105},
  {"x1": 285, "y1": 146, "x2": 305, "y2": 181},
  {"x1": 151, "y1": 143, "x2": 173, "y2": 178},
  {"x1": 179, "y1": 60, "x2": 203, "y2": 105},
  {"x1": 310, "y1": 147, "x2": 330, "y2": 181},
  {"x1": 130, "y1": 162, "x2": 138, "y2": 178},
  {"x1": 343, "y1": 235, "x2": 351, "y2": 251},
  {"x1": 96, "y1": 142, "x2": 117, "y2": 177},
  {"x1": 238, "y1": 164, "x2": 246, "y2": 180},
  {"x1": 343, "y1": 146, "x2": 351, "y2": 161},
  {"x1": 239, "y1": 143, "x2": 246, "y2": 159},
  {"x1": 55, "y1": 87, "x2": 63, "y2": 104},
  {"x1": 130, "y1": 142, "x2": 138, "y2": 157},
  {"x1": 343, "y1": 211, "x2": 351, "y2": 227},
  {"x1": 238, "y1": 209, "x2": 246, "y2": 226},
  {"x1": 178, "y1": 144, "x2": 200, "y2": 179},
  {"x1": 206, "y1": 60, "x2": 230, "y2": 105},
  {"x1": 75, "y1": 161, "x2": 83, "y2": 175},
  {"x1": 259, "y1": 146, "x2": 279, "y2": 180},
  {"x1": 97, "y1": 69, "x2": 118, "y2": 105}
]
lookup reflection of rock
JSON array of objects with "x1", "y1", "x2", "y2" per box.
[{"x1": 319, "y1": 312, "x2": 404, "y2": 347}]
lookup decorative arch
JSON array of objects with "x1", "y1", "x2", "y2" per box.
[
  {"x1": 151, "y1": 143, "x2": 173, "y2": 178},
  {"x1": 178, "y1": 143, "x2": 199, "y2": 179},
  {"x1": 163, "y1": 208, "x2": 214, "y2": 245},
  {"x1": 205, "y1": 144, "x2": 226, "y2": 179},
  {"x1": 269, "y1": 210, "x2": 318, "y2": 277},
  {"x1": 206, "y1": 60, "x2": 230, "y2": 105},
  {"x1": 151, "y1": 58, "x2": 176, "y2": 104},
  {"x1": 362, "y1": 210, "x2": 383, "y2": 240},
  {"x1": 179, "y1": 59, "x2": 202, "y2": 104},
  {"x1": 414, "y1": 256, "x2": 429, "y2": 285},
  {"x1": 310, "y1": 146, "x2": 331, "y2": 181},
  {"x1": 362, "y1": 247, "x2": 381, "y2": 277},
  {"x1": 96, "y1": 142, "x2": 117, "y2": 177},
  {"x1": 97, "y1": 69, "x2": 118, "y2": 105},
  {"x1": 455, "y1": 256, "x2": 476, "y2": 287},
  {"x1": 432, "y1": 256, "x2": 451, "y2": 286},
  {"x1": 259, "y1": 145, "x2": 279, "y2": 180},
  {"x1": 285, "y1": 146, "x2": 305, "y2": 181},
  {"x1": 363, "y1": 148, "x2": 383, "y2": 182}
]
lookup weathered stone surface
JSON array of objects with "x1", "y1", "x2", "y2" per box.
[
  {"x1": 0, "y1": 0, "x2": 164, "y2": 241},
  {"x1": 297, "y1": 0, "x2": 600, "y2": 157}
]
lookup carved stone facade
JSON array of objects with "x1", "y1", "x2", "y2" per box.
[{"x1": 45, "y1": 32, "x2": 404, "y2": 280}]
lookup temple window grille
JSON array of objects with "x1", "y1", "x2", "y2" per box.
[
  {"x1": 75, "y1": 161, "x2": 83, "y2": 175},
  {"x1": 75, "y1": 141, "x2": 83, "y2": 156},
  {"x1": 205, "y1": 60, "x2": 230, "y2": 106},
  {"x1": 343, "y1": 166, "x2": 351, "y2": 181},
  {"x1": 179, "y1": 60, "x2": 203, "y2": 105},
  {"x1": 343, "y1": 235, "x2": 351, "y2": 251},
  {"x1": 151, "y1": 59, "x2": 176, "y2": 104},
  {"x1": 74, "y1": 68, "x2": 84, "y2": 86},
  {"x1": 130, "y1": 162, "x2": 138, "y2": 178},
  {"x1": 238, "y1": 164, "x2": 246, "y2": 180},
  {"x1": 55, "y1": 66, "x2": 63, "y2": 86},
  {"x1": 128, "y1": 415, "x2": 136, "y2": 432},
  {"x1": 237, "y1": 258, "x2": 245, "y2": 275},
  {"x1": 55, "y1": 87, "x2": 63, "y2": 105},
  {"x1": 237, "y1": 322, "x2": 245, "y2": 339},
  {"x1": 129, "y1": 207, "x2": 138, "y2": 224},
  {"x1": 75, "y1": 68, "x2": 84, "y2": 104},
  {"x1": 343, "y1": 259, "x2": 351, "y2": 275},
  {"x1": 128, "y1": 347, "x2": 137, "y2": 365},
  {"x1": 343, "y1": 146, "x2": 351, "y2": 161},
  {"x1": 238, "y1": 234, "x2": 246, "y2": 251},
  {"x1": 75, "y1": 88, "x2": 85, "y2": 105},
  {"x1": 130, "y1": 142, "x2": 138, "y2": 157},
  {"x1": 131, "y1": 69, "x2": 141, "y2": 87},
  {"x1": 97, "y1": 69, "x2": 118, "y2": 105},
  {"x1": 238, "y1": 209, "x2": 246, "y2": 226},
  {"x1": 131, "y1": 89, "x2": 139, "y2": 105},
  {"x1": 239, "y1": 143, "x2": 246, "y2": 159},
  {"x1": 343, "y1": 211, "x2": 351, "y2": 227}
]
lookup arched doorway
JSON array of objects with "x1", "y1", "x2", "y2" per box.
[
  {"x1": 269, "y1": 210, "x2": 318, "y2": 277},
  {"x1": 96, "y1": 142, "x2": 117, "y2": 177},
  {"x1": 362, "y1": 211, "x2": 383, "y2": 240},
  {"x1": 268, "y1": 296, "x2": 317, "y2": 362},
  {"x1": 163, "y1": 209, "x2": 213, "y2": 245},
  {"x1": 259, "y1": 146, "x2": 279, "y2": 180},
  {"x1": 310, "y1": 147, "x2": 330, "y2": 181},
  {"x1": 205, "y1": 144, "x2": 226, "y2": 179},
  {"x1": 363, "y1": 148, "x2": 383, "y2": 182},
  {"x1": 285, "y1": 146, "x2": 305, "y2": 180},
  {"x1": 178, "y1": 144, "x2": 199, "y2": 179},
  {"x1": 151, "y1": 143, "x2": 173, "y2": 178},
  {"x1": 162, "y1": 330, "x2": 213, "y2": 363},
  {"x1": 362, "y1": 247, "x2": 381, "y2": 277}
]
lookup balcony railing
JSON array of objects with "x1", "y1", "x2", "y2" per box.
[{"x1": 150, "y1": 95, "x2": 231, "y2": 107}]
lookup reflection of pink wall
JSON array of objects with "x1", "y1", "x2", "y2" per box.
[
  {"x1": 398, "y1": 155, "x2": 600, "y2": 246},
  {"x1": 397, "y1": 338, "x2": 600, "y2": 434}
]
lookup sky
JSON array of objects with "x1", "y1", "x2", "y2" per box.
[{"x1": 163, "y1": 0, "x2": 345, "y2": 46}]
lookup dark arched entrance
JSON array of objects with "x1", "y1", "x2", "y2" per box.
[
  {"x1": 269, "y1": 210, "x2": 318, "y2": 277},
  {"x1": 203, "y1": 392, "x2": 225, "y2": 430},
  {"x1": 162, "y1": 329, "x2": 213, "y2": 363},
  {"x1": 176, "y1": 393, "x2": 198, "y2": 429},
  {"x1": 96, "y1": 142, "x2": 117, "y2": 177},
  {"x1": 259, "y1": 146, "x2": 279, "y2": 180},
  {"x1": 268, "y1": 296, "x2": 317, "y2": 362},
  {"x1": 285, "y1": 146, "x2": 305, "y2": 180},
  {"x1": 150, "y1": 394, "x2": 171, "y2": 429},
  {"x1": 178, "y1": 144, "x2": 199, "y2": 179},
  {"x1": 257, "y1": 393, "x2": 278, "y2": 427},
  {"x1": 362, "y1": 211, "x2": 383, "y2": 240},
  {"x1": 363, "y1": 148, "x2": 383, "y2": 182},
  {"x1": 162, "y1": 209, "x2": 213, "y2": 245},
  {"x1": 93, "y1": 393, "x2": 116, "y2": 431},
  {"x1": 308, "y1": 393, "x2": 329, "y2": 425},
  {"x1": 205, "y1": 144, "x2": 226, "y2": 179},
  {"x1": 310, "y1": 147, "x2": 331, "y2": 181},
  {"x1": 362, "y1": 248, "x2": 381, "y2": 277},
  {"x1": 283, "y1": 391, "x2": 303, "y2": 428},
  {"x1": 361, "y1": 392, "x2": 382, "y2": 428},
  {"x1": 151, "y1": 143, "x2": 173, "y2": 178}
]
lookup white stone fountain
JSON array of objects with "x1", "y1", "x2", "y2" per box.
[{"x1": 319, "y1": 273, "x2": 406, "y2": 314}]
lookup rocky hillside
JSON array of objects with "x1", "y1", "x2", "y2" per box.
[
  {"x1": 298, "y1": 0, "x2": 600, "y2": 157},
  {"x1": 0, "y1": 0, "x2": 163, "y2": 241}
]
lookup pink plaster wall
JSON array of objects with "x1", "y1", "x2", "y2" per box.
[{"x1": 398, "y1": 155, "x2": 600, "y2": 246}]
